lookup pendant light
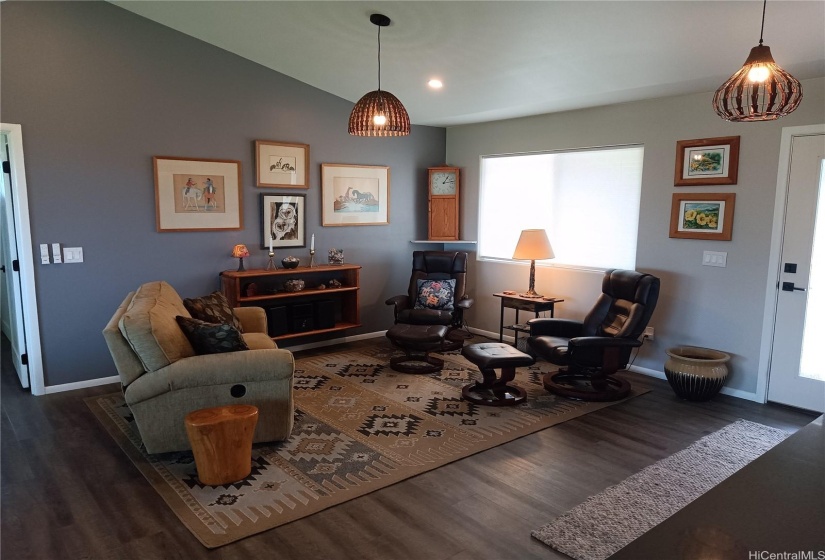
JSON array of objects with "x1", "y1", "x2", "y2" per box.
[
  {"x1": 712, "y1": 0, "x2": 802, "y2": 122},
  {"x1": 348, "y1": 13, "x2": 410, "y2": 137}
]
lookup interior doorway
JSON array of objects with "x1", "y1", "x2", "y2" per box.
[
  {"x1": 765, "y1": 125, "x2": 825, "y2": 413},
  {"x1": 0, "y1": 124, "x2": 44, "y2": 395}
]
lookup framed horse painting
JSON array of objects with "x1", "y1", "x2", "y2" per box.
[
  {"x1": 153, "y1": 156, "x2": 243, "y2": 232},
  {"x1": 321, "y1": 163, "x2": 390, "y2": 227}
]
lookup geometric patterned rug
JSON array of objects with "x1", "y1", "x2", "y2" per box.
[{"x1": 86, "y1": 338, "x2": 649, "y2": 548}]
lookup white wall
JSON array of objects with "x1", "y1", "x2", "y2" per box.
[{"x1": 448, "y1": 77, "x2": 825, "y2": 396}]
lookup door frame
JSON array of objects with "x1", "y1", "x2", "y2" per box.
[
  {"x1": 758, "y1": 124, "x2": 825, "y2": 404},
  {"x1": 1, "y1": 123, "x2": 44, "y2": 395}
]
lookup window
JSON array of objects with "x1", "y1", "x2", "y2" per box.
[{"x1": 479, "y1": 145, "x2": 644, "y2": 270}]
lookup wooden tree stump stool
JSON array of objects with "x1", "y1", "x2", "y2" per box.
[{"x1": 184, "y1": 404, "x2": 259, "y2": 486}]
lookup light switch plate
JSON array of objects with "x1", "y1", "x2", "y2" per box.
[
  {"x1": 40, "y1": 244, "x2": 50, "y2": 264},
  {"x1": 64, "y1": 247, "x2": 83, "y2": 263},
  {"x1": 52, "y1": 243, "x2": 62, "y2": 263},
  {"x1": 703, "y1": 250, "x2": 727, "y2": 267}
]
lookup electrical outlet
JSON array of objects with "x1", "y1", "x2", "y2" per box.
[{"x1": 643, "y1": 327, "x2": 655, "y2": 340}]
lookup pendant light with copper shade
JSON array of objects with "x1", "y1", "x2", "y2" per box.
[
  {"x1": 712, "y1": 0, "x2": 802, "y2": 122},
  {"x1": 348, "y1": 14, "x2": 410, "y2": 137}
]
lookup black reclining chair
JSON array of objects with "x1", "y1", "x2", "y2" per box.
[
  {"x1": 385, "y1": 251, "x2": 474, "y2": 350},
  {"x1": 527, "y1": 269, "x2": 660, "y2": 401}
]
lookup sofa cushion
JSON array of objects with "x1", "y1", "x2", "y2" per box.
[
  {"x1": 102, "y1": 291, "x2": 146, "y2": 386},
  {"x1": 176, "y1": 316, "x2": 249, "y2": 355},
  {"x1": 242, "y1": 332, "x2": 278, "y2": 350},
  {"x1": 183, "y1": 291, "x2": 243, "y2": 332},
  {"x1": 118, "y1": 281, "x2": 195, "y2": 372}
]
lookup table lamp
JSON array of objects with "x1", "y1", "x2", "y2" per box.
[
  {"x1": 232, "y1": 244, "x2": 250, "y2": 272},
  {"x1": 512, "y1": 229, "x2": 554, "y2": 298}
]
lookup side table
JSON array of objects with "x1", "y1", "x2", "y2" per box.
[
  {"x1": 493, "y1": 292, "x2": 564, "y2": 348},
  {"x1": 185, "y1": 404, "x2": 259, "y2": 486}
]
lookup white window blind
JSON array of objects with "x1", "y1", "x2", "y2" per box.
[{"x1": 479, "y1": 146, "x2": 644, "y2": 270}]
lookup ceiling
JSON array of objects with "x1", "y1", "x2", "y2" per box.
[{"x1": 112, "y1": 1, "x2": 825, "y2": 127}]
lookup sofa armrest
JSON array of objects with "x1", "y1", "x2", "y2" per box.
[
  {"x1": 234, "y1": 306, "x2": 267, "y2": 334},
  {"x1": 125, "y1": 349, "x2": 294, "y2": 405}
]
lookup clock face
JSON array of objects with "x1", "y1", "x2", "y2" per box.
[{"x1": 431, "y1": 171, "x2": 457, "y2": 195}]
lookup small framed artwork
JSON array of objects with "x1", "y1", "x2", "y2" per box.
[
  {"x1": 154, "y1": 156, "x2": 242, "y2": 232},
  {"x1": 255, "y1": 140, "x2": 309, "y2": 188},
  {"x1": 669, "y1": 193, "x2": 736, "y2": 240},
  {"x1": 321, "y1": 163, "x2": 390, "y2": 226},
  {"x1": 260, "y1": 193, "x2": 306, "y2": 249},
  {"x1": 674, "y1": 136, "x2": 740, "y2": 186}
]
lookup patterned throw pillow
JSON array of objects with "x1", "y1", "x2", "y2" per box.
[
  {"x1": 183, "y1": 291, "x2": 243, "y2": 332},
  {"x1": 175, "y1": 316, "x2": 249, "y2": 355},
  {"x1": 414, "y1": 279, "x2": 456, "y2": 311}
]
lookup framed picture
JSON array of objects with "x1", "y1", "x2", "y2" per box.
[
  {"x1": 674, "y1": 136, "x2": 740, "y2": 186},
  {"x1": 154, "y1": 156, "x2": 242, "y2": 232},
  {"x1": 669, "y1": 193, "x2": 736, "y2": 240},
  {"x1": 260, "y1": 193, "x2": 306, "y2": 249},
  {"x1": 321, "y1": 163, "x2": 390, "y2": 226},
  {"x1": 255, "y1": 140, "x2": 309, "y2": 188}
]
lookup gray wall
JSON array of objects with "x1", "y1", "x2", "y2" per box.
[
  {"x1": 448, "y1": 77, "x2": 825, "y2": 395},
  {"x1": 1, "y1": 2, "x2": 445, "y2": 387}
]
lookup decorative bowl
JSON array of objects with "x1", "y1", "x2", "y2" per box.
[
  {"x1": 284, "y1": 279, "x2": 305, "y2": 292},
  {"x1": 281, "y1": 256, "x2": 300, "y2": 269}
]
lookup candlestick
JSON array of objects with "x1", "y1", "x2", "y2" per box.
[
  {"x1": 265, "y1": 249, "x2": 277, "y2": 270},
  {"x1": 309, "y1": 249, "x2": 316, "y2": 268},
  {"x1": 310, "y1": 234, "x2": 315, "y2": 251},
  {"x1": 269, "y1": 235, "x2": 273, "y2": 252}
]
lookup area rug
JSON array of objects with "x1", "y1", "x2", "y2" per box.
[
  {"x1": 87, "y1": 338, "x2": 648, "y2": 548},
  {"x1": 531, "y1": 419, "x2": 790, "y2": 560}
]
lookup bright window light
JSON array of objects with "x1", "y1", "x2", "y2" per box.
[{"x1": 479, "y1": 146, "x2": 644, "y2": 270}]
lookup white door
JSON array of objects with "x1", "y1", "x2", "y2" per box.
[
  {"x1": 768, "y1": 130, "x2": 825, "y2": 412},
  {"x1": 0, "y1": 133, "x2": 29, "y2": 388}
]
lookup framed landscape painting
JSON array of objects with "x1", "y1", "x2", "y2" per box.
[
  {"x1": 260, "y1": 193, "x2": 306, "y2": 249},
  {"x1": 154, "y1": 156, "x2": 242, "y2": 232},
  {"x1": 674, "y1": 136, "x2": 740, "y2": 186},
  {"x1": 669, "y1": 193, "x2": 735, "y2": 240},
  {"x1": 255, "y1": 140, "x2": 309, "y2": 188},
  {"x1": 321, "y1": 163, "x2": 390, "y2": 226}
]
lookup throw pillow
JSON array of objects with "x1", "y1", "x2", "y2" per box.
[
  {"x1": 183, "y1": 291, "x2": 243, "y2": 332},
  {"x1": 175, "y1": 316, "x2": 249, "y2": 355},
  {"x1": 414, "y1": 279, "x2": 456, "y2": 311}
]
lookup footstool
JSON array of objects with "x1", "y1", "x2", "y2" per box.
[
  {"x1": 184, "y1": 404, "x2": 259, "y2": 486},
  {"x1": 386, "y1": 324, "x2": 449, "y2": 374},
  {"x1": 461, "y1": 342, "x2": 535, "y2": 406}
]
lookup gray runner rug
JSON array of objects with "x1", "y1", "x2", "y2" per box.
[{"x1": 531, "y1": 419, "x2": 789, "y2": 560}]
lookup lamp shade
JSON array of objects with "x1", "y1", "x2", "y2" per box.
[
  {"x1": 513, "y1": 229, "x2": 554, "y2": 260},
  {"x1": 712, "y1": 44, "x2": 803, "y2": 122},
  {"x1": 348, "y1": 90, "x2": 410, "y2": 137},
  {"x1": 231, "y1": 244, "x2": 250, "y2": 258}
]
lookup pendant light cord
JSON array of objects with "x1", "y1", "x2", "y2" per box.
[
  {"x1": 377, "y1": 25, "x2": 382, "y2": 91},
  {"x1": 758, "y1": 0, "x2": 766, "y2": 45}
]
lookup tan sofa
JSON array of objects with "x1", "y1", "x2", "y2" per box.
[{"x1": 102, "y1": 281, "x2": 294, "y2": 454}]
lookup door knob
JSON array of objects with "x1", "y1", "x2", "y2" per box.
[{"x1": 781, "y1": 281, "x2": 807, "y2": 292}]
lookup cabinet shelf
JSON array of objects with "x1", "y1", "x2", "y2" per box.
[{"x1": 221, "y1": 265, "x2": 361, "y2": 344}]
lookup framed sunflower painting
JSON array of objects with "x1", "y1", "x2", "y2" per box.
[{"x1": 669, "y1": 193, "x2": 735, "y2": 240}]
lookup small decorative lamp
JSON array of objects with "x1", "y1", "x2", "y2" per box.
[
  {"x1": 512, "y1": 229, "x2": 554, "y2": 299},
  {"x1": 231, "y1": 244, "x2": 250, "y2": 272},
  {"x1": 712, "y1": 0, "x2": 802, "y2": 122}
]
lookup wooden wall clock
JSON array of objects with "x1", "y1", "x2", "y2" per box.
[{"x1": 428, "y1": 166, "x2": 460, "y2": 240}]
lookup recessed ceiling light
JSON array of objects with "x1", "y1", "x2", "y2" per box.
[{"x1": 428, "y1": 79, "x2": 443, "y2": 89}]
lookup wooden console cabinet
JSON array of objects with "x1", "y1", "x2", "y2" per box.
[{"x1": 220, "y1": 264, "x2": 361, "y2": 343}]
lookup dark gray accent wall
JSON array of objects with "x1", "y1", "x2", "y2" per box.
[{"x1": 1, "y1": 1, "x2": 445, "y2": 387}]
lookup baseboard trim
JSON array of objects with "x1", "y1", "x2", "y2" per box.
[
  {"x1": 628, "y1": 365, "x2": 761, "y2": 403},
  {"x1": 467, "y1": 327, "x2": 511, "y2": 343},
  {"x1": 43, "y1": 375, "x2": 120, "y2": 394}
]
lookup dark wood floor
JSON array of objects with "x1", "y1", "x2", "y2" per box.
[{"x1": 1, "y1": 334, "x2": 817, "y2": 560}]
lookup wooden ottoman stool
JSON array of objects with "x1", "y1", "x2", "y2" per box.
[
  {"x1": 386, "y1": 324, "x2": 449, "y2": 374},
  {"x1": 184, "y1": 404, "x2": 259, "y2": 486},
  {"x1": 461, "y1": 342, "x2": 535, "y2": 406}
]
